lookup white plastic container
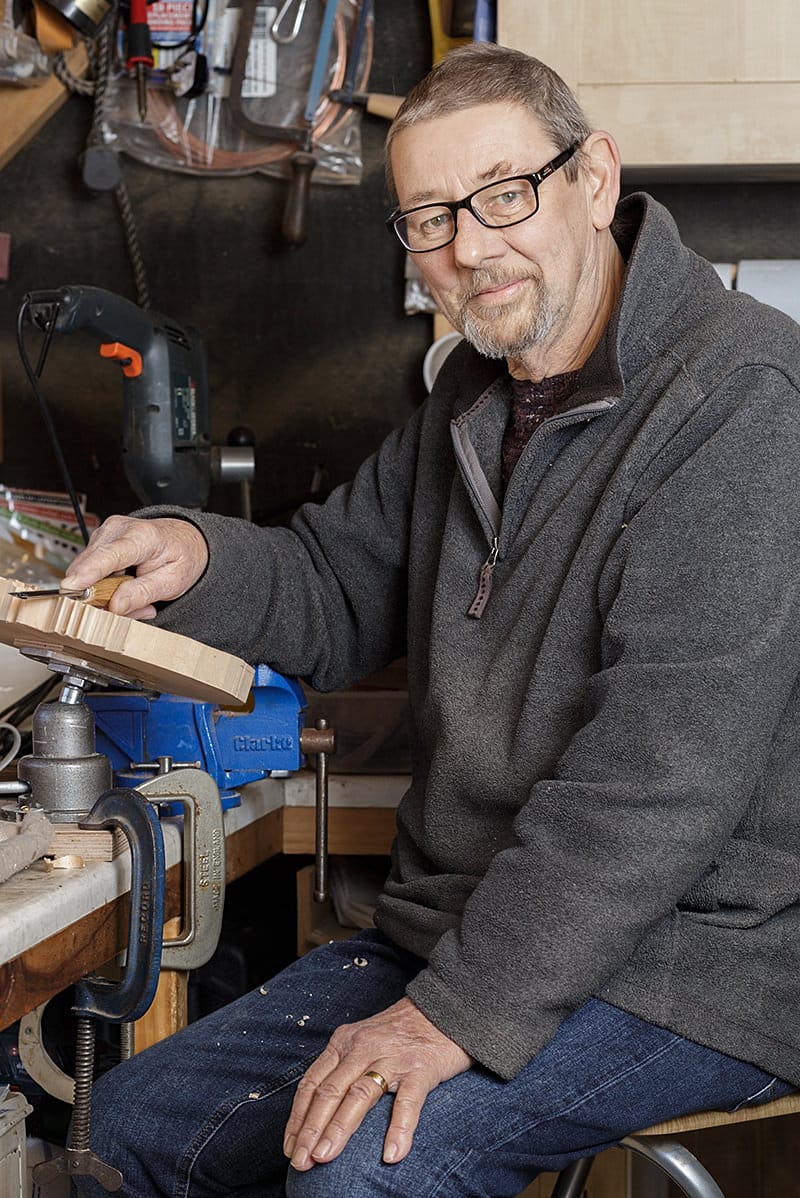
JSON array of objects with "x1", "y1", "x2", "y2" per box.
[
  {"x1": 0, "y1": 644, "x2": 51, "y2": 711},
  {"x1": 0, "y1": 1090, "x2": 32, "y2": 1198},
  {"x1": 423, "y1": 332, "x2": 464, "y2": 392}
]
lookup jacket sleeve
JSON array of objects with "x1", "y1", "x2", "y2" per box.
[
  {"x1": 406, "y1": 371, "x2": 800, "y2": 1078},
  {"x1": 141, "y1": 403, "x2": 426, "y2": 691}
]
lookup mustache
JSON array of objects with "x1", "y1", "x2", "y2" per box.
[{"x1": 457, "y1": 267, "x2": 542, "y2": 307}]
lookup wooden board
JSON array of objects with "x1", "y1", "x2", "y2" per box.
[
  {"x1": 497, "y1": 0, "x2": 800, "y2": 176},
  {"x1": 0, "y1": 577, "x2": 254, "y2": 704},
  {"x1": 47, "y1": 825, "x2": 126, "y2": 861},
  {"x1": 281, "y1": 806, "x2": 397, "y2": 856}
]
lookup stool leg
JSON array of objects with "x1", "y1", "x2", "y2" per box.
[
  {"x1": 550, "y1": 1157, "x2": 594, "y2": 1198},
  {"x1": 620, "y1": 1134, "x2": 725, "y2": 1198}
]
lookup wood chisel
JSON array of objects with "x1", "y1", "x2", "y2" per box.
[{"x1": 11, "y1": 577, "x2": 126, "y2": 608}]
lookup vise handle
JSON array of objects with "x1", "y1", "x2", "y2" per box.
[{"x1": 300, "y1": 719, "x2": 335, "y2": 904}]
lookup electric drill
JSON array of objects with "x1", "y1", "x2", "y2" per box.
[{"x1": 24, "y1": 285, "x2": 220, "y2": 509}]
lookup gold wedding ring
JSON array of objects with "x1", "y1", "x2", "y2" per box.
[{"x1": 362, "y1": 1069, "x2": 389, "y2": 1095}]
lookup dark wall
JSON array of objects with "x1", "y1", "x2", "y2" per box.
[
  {"x1": 0, "y1": 1, "x2": 433, "y2": 523},
  {"x1": 1, "y1": 4, "x2": 799, "y2": 527}
]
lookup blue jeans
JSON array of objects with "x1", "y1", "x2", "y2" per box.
[{"x1": 74, "y1": 929, "x2": 793, "y2": 1197}]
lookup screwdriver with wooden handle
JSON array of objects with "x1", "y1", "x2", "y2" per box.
[{"x1": 11, "y1": 577, "x2": 127, "y2": 608}]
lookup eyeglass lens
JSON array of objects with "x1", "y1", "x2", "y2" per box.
[{"x1": 397, "y1": 177, "x2": 539, "y2": 251}]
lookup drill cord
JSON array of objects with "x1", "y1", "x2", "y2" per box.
[{"x1": 15, "y1": 300, "x2": 91, "y2": 546}]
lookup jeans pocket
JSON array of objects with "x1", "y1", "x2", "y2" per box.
[{"x1": 727, "y1": 1075, "x2": 796, "y2": 1113}]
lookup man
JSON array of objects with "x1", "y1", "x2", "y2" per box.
[{"x1": 72, "y1": 42, "x2": 798, "y2": 1198}]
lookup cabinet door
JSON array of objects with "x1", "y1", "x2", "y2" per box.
[{"x1": 497, "y1": 0, "x2": 800, "y2": 177}]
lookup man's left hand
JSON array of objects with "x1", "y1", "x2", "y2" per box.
[{"x1": 284, "y1": 996, "x2": 472, "y2": 1170}]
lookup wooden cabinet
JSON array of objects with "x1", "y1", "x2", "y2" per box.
[{"x1": 497, "y1": 0, "x2": 800, "y2": 177}]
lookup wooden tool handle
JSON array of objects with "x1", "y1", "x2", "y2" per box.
[
  {"x1": 365, "y1": 93, "x2": 404, "y2": 120},
  {"x1": 65, "y1": 576, "x2": 126, "y2": 607},
  {"x1": 282, "y1": 150, "x2": 316, "y2": 247}
]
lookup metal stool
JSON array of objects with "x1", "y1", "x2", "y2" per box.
[{"x1": 551, "y1": 1090, "x2": 800, "y2": 1197}]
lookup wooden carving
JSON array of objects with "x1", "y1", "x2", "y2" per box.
[{"x1": 0, "y1": 578, "x2": 254, "y2": 705}]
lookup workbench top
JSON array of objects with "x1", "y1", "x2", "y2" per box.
[
  {"x1": 280, "y1": 772, "x2": 408, "y2": 808},
  {"x1": 0, "y1": 773, "x2": 407, "y2": 967}
]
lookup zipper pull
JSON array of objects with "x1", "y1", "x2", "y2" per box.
[{"x1": 467, "y1": 536, "x2": 499, "y2": 619}]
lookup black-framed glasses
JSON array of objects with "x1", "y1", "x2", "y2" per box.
[{"x1": 386, "y1": 144, "x2": 578, "y2": 254}]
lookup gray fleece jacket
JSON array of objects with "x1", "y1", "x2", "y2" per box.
[{"x1": 148, "y1": 193, "x2": 800, "y2": 1084}]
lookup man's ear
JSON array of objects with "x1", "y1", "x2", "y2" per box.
[{"x1": 581, "y1": 131, "x2": 622, "y2": 231}]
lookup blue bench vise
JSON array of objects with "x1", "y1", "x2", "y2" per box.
[{"x1": 86, "y1": 665, "x2": 307, "y2": 809}]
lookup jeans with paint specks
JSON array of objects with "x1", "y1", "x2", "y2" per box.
[{"x1": 73, "y1": 929, "x2": 793, "y2": 1197}]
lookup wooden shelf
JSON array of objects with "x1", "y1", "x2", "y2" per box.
[{"x1": 0, "y1": 42, "x2": 88, "y2": 172}]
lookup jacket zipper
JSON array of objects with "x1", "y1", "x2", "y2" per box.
[
  {"x1": 467, "y1": 534, "x2": 499, "y2": 619},
  {"x1": 456, "y1": 398, "x2": 615, "y2": 621}
]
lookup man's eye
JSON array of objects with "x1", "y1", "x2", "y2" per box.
[
  {"x1": 485, "y1": 186, "x2": 528, "y2": 211},
  {"x1": 421, "y1": 212, "x2": 450, "y2": 232},
  {"x1": 496, "y1": 188, "x2": 524, "y2": 205}
]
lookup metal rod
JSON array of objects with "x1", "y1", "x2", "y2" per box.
[
  {"x1": 0, "y1": 780, "x2": 31, "y2": 795},
  {"x1": 313, "y1": 717, "x2": 329, "y2": 902}
]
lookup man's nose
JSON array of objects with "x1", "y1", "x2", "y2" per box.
[{"x1": 451, "y1": 208, "x2": 506, "y2": 267}]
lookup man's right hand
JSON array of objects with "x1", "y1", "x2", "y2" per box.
[{"x1": 64, "y1": 515, "x2": 209, "y2": 620}]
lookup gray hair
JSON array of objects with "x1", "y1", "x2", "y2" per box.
[{"x1": 385, "y1": 43, "x2": 593, "y2": 199}]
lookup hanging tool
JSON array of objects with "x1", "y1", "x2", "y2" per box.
[
  {"x1": 271, "y1": 0, "x2": 308, "y2": 43},
  {"x1": 125, "y1": 0, "x2": 154, "y2": 122},
  {"x1": 326, "y1": 0, "x2": 401, "y2": 122},
  {"x1": 228, "y1": 0, "x2": 341, "y2": 246},
  {"x1": 325, "y1": 0, "x2": 369, "y2": 108},
  {"x1": 11, "y1": 578, "x2": 126, "y2": 605},
  {"x1": 283, "y1": 0, "x2": 339, "y2": 245}
]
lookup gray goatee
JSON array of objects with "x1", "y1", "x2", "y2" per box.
[{"x1": 458, "y1": 271, "x2": 558, "y2": 359}]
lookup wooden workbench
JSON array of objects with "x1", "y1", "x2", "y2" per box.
[{"x1": 0, "y1": 772, "x2": 405, "y2": 1035}]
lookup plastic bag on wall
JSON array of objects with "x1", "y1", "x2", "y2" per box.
[
  {"x1": 0, "y1": 7, "x2": 50, "y2": 84},
  {"x1": 100, "y1": 0, "x2": 371, "y2": 180}
]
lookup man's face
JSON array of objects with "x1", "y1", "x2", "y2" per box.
[{"x1": 390, "y1": 103, "x2": 604, "y2": 364}]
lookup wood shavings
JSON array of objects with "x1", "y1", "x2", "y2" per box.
[{"x1": 0, "y1": 807, "x2": 54, "y2": 884}]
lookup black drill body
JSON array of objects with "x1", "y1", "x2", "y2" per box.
[{"x1": 25, "y1": 285, "x2": 212, "y2": 508}]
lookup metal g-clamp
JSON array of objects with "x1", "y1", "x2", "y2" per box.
[
  {"x1": 135, "y1": 767, "x2": 226, "y2": 971},
  {"x1": 73, "y1": 786, "x2": 165, "y2": 1023}
]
